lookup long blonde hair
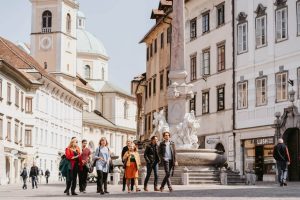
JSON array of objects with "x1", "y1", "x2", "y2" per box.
[{"x1": 68, "y1": 138, "x2": 78, "y2": 149}]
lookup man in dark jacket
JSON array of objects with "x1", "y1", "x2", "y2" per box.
[
  {"x1": 144, "y1": 136, "x2": 160, "y2": 191},
  {"x1": 29, "y1": 163, "x2": 39, "y2": 189},
  {"x1": 45, "y1": 169, "x2": 50, "y2": 184},
  {"x1": 121, "y1": 140, "x2": 134, "y2": 192},
  {"x1": 273, "y1": 138, "x2": 290, "y2": 186},
  {"x1": 20, "y1": 166, "x2": 28, "y2": 189},
  {"x1": 159, "y1": 131, "x2": 177, "y2": 192}
]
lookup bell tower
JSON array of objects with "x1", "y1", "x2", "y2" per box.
[{"x1": 30, "y1": 0, "x2": 79, "y2": 91}]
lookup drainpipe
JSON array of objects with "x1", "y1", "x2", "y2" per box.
[{"x1": 232, "y1": 0, "x2": 237, "y2": 170}]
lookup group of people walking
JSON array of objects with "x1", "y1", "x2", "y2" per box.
[
  {"x1": 59, "y1": 130, "x2": 177, "y2": 196},
  {"x1": 20, "y1": 164, "x2": 50, "y2": 190}
]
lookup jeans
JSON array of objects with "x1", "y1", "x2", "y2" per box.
[
  {"x1": 144, "y1": 161, "x2": 158, "y2": 187},
  {"x1": 277, "y1": 161, "x2": 288, "y2": 184},
  {"x1": 31, "y1": 176, "x2": 38, "y2": 188},
  {"x1": 22, "y1": 177, "x2": 27, "y2": 189},
  {"x1": 97, "y1": 170, "x2": 108, "y2": 192},
  {"x1": 79, "y1": 166, "x2": 89, "y2": 192},
  {"x1": 161, "y1": 159, "x2": 173, "y2": 189},
  {"x1": 66, "y1": 168, "x2": 78, "y2": 193}
]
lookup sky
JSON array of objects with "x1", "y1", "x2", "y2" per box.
[{"x1": 0, "y1": 0, "x2": 159, "y2": 93}]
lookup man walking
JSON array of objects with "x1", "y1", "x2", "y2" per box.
[
  {"x1": 29, "y1": 163, "x2": 39, "y2": 189},
  {"x1": 144, "y1": 136, "x2": 160, "y2": 192},
  {"x1": 121, "y1": 140, "x2": 134, "y2": 192},
  {"x1": 45, "y1": 169, "x2": 50, "y2": 184},
  {"x1": 79, "y1": 139, "x2": 91, "y2": 193},
  {"x1": 20, "y1": 166, "x2": 28, "y2": 189},
  {"x1": 159, "y1": 131, "x2": 177, "y2": 192},
  {"x1": 273, "y1": 138, "x2": 290, "y2": 186}
]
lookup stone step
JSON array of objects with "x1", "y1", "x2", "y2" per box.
[{"x1": 189, "y1": 180, "x2": 220, "y2": 184}]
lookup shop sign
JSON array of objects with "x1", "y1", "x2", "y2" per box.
[{"x1": 252, "y1": 137, "x2": 274, "y2": 145}]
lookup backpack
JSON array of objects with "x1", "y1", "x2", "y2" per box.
[{"x1": 20, "y1": 169, "x2": 27, "y2": 177}]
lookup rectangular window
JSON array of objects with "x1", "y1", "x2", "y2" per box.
[
  {"x1": 166, "y1": 70, "x2": 170, "y2": 87},
  {"x1": 160, "y1": 72, "x2": 164, "y2": 90},
  {"x1": 15, "y1": 88, "x2": 19, "y2": 107},
  {"x1": 7, "y1": 83, "x2": 11, "y2": 104},
  {"x1": 25, "y1": 97, "x2": 33, "y2": 113},
  {"x1": 217, "y1": 44, "x2": 225, "y2": 71},
  {"x1": 276, "y1": 7, "x2": 288, "y2": 41},
  {"x1": 153, "y1": 76, "x2": 156, "y2": 95},
  {"x1": 147, "y1": 47, "x2": 149, "y2": 61},
  {"x1": 217, "y1": 87, "x2": 225, "y2": 111},
  {"x1": 21, "y1": 92, "x2": 24, "y2": 111},
  {"x1": 145, "y1": 86, "x2": 148, "y2": 99},
  {"x1": 161, "y1": 32, "x2": 164, "y2": 48},
  {"x1": 190, "y1": 95, "x2": 196, "y2": 113},
  {"x1": 202, "y1": 91, "x2": 209, "y2": 114},
  {"x1": 15, "y1": 123, "x2": 19, "y2": 144},
  {"x1": 217, "y1": 4, "x2": 225, "y2": 26},
  {"x1": 190, "y1": 55, "x2": 197, "y2": 81},
  {"x1": 276, "y1": 72, "x2": 288, "y2": 101},
  {"x1": 148, "y1": 114, "x2": 151, "y2": 131},
  {"x1": 202, "y1": 49, "x2": 210, "y2": 75},
  {"x1": 25, "y1": 130, "x2": 32, "y2": 147},
  {"x1": 237, "y1": 82, "x2": 248, "y2": 109},
  {"x1": 0, "y1": 79, "x2": 2, "y2": 100},
  {"x1": 7, "y1": 120, "x2": 11, "y2": 141},
  {"x1": 167, "y1": 27, "x2": 171, "y2": 43},
  {"x1": 256, "y1": 77, "x2": 267, "y2": 106},
  {"x1": 144, "y1": 115, "x2": 147, "y2": 132},
  {"x1": 0, "y1": 117, "x2": 3, "y2": 140},
  {"x1": 190, "y1": 17, "x2": 197, "y2": 40},
  {"x1": 238, "y1": 23, "x2": 248, "y2": 53},
  {"x1": 154, "y1": 39, "x2": 157, "y2": 53},
  {"x1": 256, "y1": 15, "x2": 267, "y2": 47},
  {"x1": 150, "y1": 43, "x2": 153, "y2": 57},
  {"x1": 202, "y1": 12, "x2": 210, "y2": 33},
  {"x1": 297, "y1": 2, "x2": 300, "y2": 35},
  {"x1": 148, "y1": 81, "x2": 152, "y2": 97}
]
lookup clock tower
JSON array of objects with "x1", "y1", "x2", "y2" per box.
[{"x1": 30, "y1": 0, "x2": 78, "y2": 91}]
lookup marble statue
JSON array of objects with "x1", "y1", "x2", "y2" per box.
[{"x1": 150, "y1": 110, "x2": 169, "y2": 140}]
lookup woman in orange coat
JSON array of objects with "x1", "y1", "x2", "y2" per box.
[
  {"x1": 123, "y1": 143, "x2": 141, "y2": 193},
  {"x1": 64, "y1": 137, "x2": 81, "y2": 196}
]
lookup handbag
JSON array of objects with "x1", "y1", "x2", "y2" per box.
[
  {"x1": 109, "y1": 159, "x2": 114, "y2": 173},
  {"x1": 92, "y1": 148, "x2": 100, "y2": 167}
]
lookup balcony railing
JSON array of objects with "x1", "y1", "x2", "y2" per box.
[{"x1": 42, "y1": 27, "x2": 51, "y2": 33}]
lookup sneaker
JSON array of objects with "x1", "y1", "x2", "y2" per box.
[
  {"x1": 169, "y1": 188, "x2": 173, "y2": 192},
  {"x1": 283, "y1": 182, "x2": 287, "y2": 186},
  {"x1": 160, "y1": 187, "x2": 164, "y2": 192}
]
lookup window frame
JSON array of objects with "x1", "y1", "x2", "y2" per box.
[
  {"x1": 25, "y1": 97, "x2": 33, "y2": 113},
  {"x1": 275, "y1": 7, "x2": 288, "y2": 42},
  {"x1": 237, "y1": 81, "x2": 248, "y2": 109},
  {"x1": 237, "y1": 22, "x2": 248, "y2": 54},
  {"x1": 190, "y1": 54, "x2": 197, "y2": 81},
  {"x1": 217, "y1": 3, "x2": 225, "y2": 27},
  {"x1": 217, "y1": 86, "x2": 225, "y2": 111},
  {"x1": 66, "y1": 13, "x2": 71, "y2": 33},
  {"x1": 160, "y1": 71, "x2": 164, "y2": 91},
  {"x1": 7, "y1": 119, "x2": 11, "y2": 142},
  {"x1": 42, "y1": 10, "x2": 52, "y2": 32},
  {"x1": 202, "y1": 91, "x2": 209, "y2": 114},
  {"x1": 190, "y1": 17, "x2": 197, "y2": 40},
  {"x1": 84, "y1": 65, "x2": 91, "y2": 79},
  {"x1": 255, "y1": 76, "x2": 268, "y2": 106},
  {"x1": 25, "y1": 129, "x2": 32, "y2": 147},
  {"x1": 15, "y1": 87, "x2": 20, "y2": 107},
  {"x1": 275, "y1": 71, "x2": 288, "y2": 102},
  {"x1": 297, "y1": 1, "x2": 300, "y2": 36},
  {"x1": 202, "y1": 11, "x2": 210, "y2": 34},
  {"x1": 202, "y1": 48, "x2": 210, "y2": 76},
  {"x1": 161, "y1": 32, "x2": 164, "y2": 49},
  {"x1": 153, "y1": 76, "x2": 156, "y2": 95},
  {"x1": 217, "y1": 43, "x2": 225, "y2": 72},
  {"x1": 255, "y1": 15, "x2": 267, "y2": 48},
  {"x1": 154, "y1": 39, "x2": 157, "y2": 53},
  {"x1": 7, "y1": 83, "x2": 11, "y2": 105},
  {"x1": 189, "y1": 94, "x2": 196, "y2": 113}
]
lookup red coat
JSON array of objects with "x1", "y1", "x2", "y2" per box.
[{"x1": 65, "y1": 147, "x2": 83, "y2": 171}]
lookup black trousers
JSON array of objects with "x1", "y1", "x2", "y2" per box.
[
  {"x1": 97, "y1": 170, "x2": 108, "y2": 192},
  {"x1": 161, "y1": 160, "x2": 173, "y2": 189},
  {"x1": 31, "y1": 176, "x2": 37, "y2": 188},
  {"x1": 122, "y1": 172, "x2": 134, "y2": 191},
  {"x1": 79, "y1": 166, "x2": 89, "y2": 191},
  {"x1": 66, "y1": 168, "x2": 78, "y2": 193},
  {"x1": 144, "y1": 162, "x2": 159, "y2": 187},
  {"x1": 22, "y1": 177, "x2": 27, "y2": 189},
  {"x1": 46, "y1": 176, "x2": 49, "y2": 184}
]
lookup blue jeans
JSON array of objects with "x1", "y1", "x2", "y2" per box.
[
  {"x1": 277, "y1": 161, "x2": 288, "y2": 184},
  {"x1": 144, "y1": 161, "x2": 158, "y2": 187},
  {"x1": 31, "y1": 176, "x2": 37, "y2": 188}
]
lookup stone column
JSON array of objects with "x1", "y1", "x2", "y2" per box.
[{"x1": 167, "y1": 0, "x2": 193, "y2": 130}]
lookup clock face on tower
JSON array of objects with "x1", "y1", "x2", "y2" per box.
[{"x1": 40, "y1": 36, "x2": 52, "y2": 50}]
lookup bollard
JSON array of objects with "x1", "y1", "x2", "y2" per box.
[
  {"x1": 182, "y1": 167, "x2": 189, "y2": 185},
  {"x1": 220, "y1": 168, "x2": 228, "y2": 185},
  {"x1": 112, "y1": 167, "x2": 121, "y2": 185},
  {"x1": 140, "y1": 166, "x2": 147, "y2": 186}
]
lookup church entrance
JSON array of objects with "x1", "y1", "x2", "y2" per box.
[{"x1": 283, "y1": 128, "x2": 300, "y2": 181}]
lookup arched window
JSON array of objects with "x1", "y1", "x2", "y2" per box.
[
  {"x1": 66, "y1": 13, "x2": 71, "y2": 33},
  {"x1": 42, "y1": 10, "x2": 52, "y2": 33},
  {"x1": 84, "y1": 65, "x2": 91, "y2": 79}
]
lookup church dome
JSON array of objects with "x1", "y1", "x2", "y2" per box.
[{"x1": 77, "y1": 29, "x2": 108, "y2": 57}]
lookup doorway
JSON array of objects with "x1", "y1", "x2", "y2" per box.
[
  {"x1": 5, "y1": 156, "x2": 10, "y2": 184},
  {"x1": 283, "y1": 128, "x2": 300, "y2": 181},
  {"x1": 255, "y1": 146, "x2": 264, "y2": 181}
]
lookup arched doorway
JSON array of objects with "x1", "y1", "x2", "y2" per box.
[
  {"x1": 5, "y1": 157, "x2": 10, "y2": 184},
  {"x1": 215, "y1": 143, "x2": 225, "y2": 154},
  {"x1": 282, "y1": 128, "x2": 300, "y2": 181}
]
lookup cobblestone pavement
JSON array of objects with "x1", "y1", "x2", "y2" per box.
[{"x1": 0, "y1": 182, "x2": 300, "y2": 200}]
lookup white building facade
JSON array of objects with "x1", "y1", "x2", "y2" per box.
[{"x1": 234, "y1": 0, "x2": 300, "y2": 181}]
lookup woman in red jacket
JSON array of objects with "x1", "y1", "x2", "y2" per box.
[{"x1": 64, "y1": 138, "x2": 81, "y2": 195}]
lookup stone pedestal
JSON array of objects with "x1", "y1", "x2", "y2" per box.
[{"x1": 112, "y1": 167, "x2": 121, "y2": 185}]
